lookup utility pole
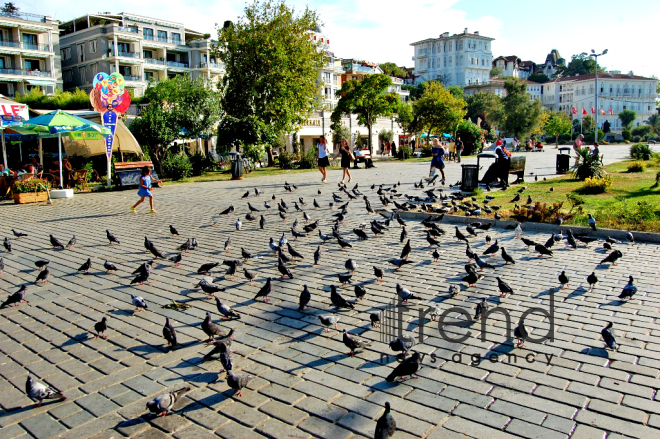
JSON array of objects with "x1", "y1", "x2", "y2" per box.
[{"x1": 588, "y1": 49, "x2": 608, "y2": 141}]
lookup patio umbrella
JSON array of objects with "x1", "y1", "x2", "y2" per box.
[
  {"x1": 0, "y1": 96, "x2": 29, "y2": 168},
  {"x1": 7, "y1": 110, "x2": 110, "y2": 188}
]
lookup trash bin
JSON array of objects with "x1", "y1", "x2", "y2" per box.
[
  {"x1": 228, "y1": 152, "x2": 243, "y2": 180},
  {"x1": 461, "y1": 164, "x2": 479, "y2": 192},
  {"x1": 556, "y1": 147, "x2": 571, "y2": 174}
]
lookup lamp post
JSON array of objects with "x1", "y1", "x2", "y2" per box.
[{"x1": 589, "y1": 49, "x2": 608, "y2": 141}]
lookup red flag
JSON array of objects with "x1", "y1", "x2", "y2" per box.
[
  {"x1": 582, "y1": 108, "x2": 587, "y2": 115},
  {"x1": 600, "y1": 108, "x2": 605, "y2": 115},
  {"x1": 571, "y1": 107, "x2": 577, "y2": 115},
  {"x1": 591, "y1": 107, "x2": 596, "y2": 114},
  {"x1": 609, "y1": 108, "x2": 614, "y2": 115}
]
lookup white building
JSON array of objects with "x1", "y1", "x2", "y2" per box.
[
  {"x1": 542, "y1": 72, "x2": 658, "y2": 132},
  {"x1": 464, "y1": 78, "x2": 543, "y2": 101},
  {"x1": 410, "y1": 28, "x2": 494, "y2": 86},
  {"x1": 492, "y1": 56, "x2": 536, "y2": 80}
]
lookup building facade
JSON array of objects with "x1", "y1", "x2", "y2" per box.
[
  {"x1": 410, "y1": 28, "x2": 494, "y2": 86},
  {"x1": 464, "y1": 78, "x2": 542, "y2": 101},
  {"x1": 492, "y1": 56, "x2": 536, "y2": 80},
  {"x1": 59, "y1": 13, "x2": 224, "y2": 97},
  {"x1": 0, "y1": 10, "x2": 61, "y2": 97},
  {"x1": 541, "y1": 72, "x2": 658, "y2": 132}
]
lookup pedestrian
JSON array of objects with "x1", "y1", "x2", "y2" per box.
[
  {"x1": 131, "y1": 166, "x2": 162, "y2": 213},
  {"x1": 380, "y1": 141, "x2": 385, "y2": 156},
  {"x1": 391, "y1": 140, "x2": 397, "y2": 157},
  {"x1": 494, "y1": 140, "x2": 510, "y2": 187},
  {"x1": 316, "y1": 135, "x2": 329, "y2": 183},
  {"x1": 512, "y1": 136, "x2": 519, "y2": 152},
  {"x1": 429, "y1": 138, "x2": 445, "y2": 184},
  {"x1": 573, "y1": 134, "x2": 584, "y2": 165},
  {"x1": 386, "y1": 141, "x2": 391, "y2": 156},
  {"x1": 455, "y1": 136, "x2": 464, "y2": 163},
  {"x1": 336, "y1": 138, "x2": 353, "y2": 183}
]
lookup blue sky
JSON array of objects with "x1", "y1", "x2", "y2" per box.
[{"x1": 25, "y1": 0, "x2": 659, "y2": 77}]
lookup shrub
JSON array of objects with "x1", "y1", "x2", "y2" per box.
[
  {"x1": 632, "y1": 135, "x2": 641, "y2": 143},
  {"x1": 511, "y1": 202, "x2": 565, "y2": 224},
  {"x1": 572, "y1": 148, "x2": 604, "y2": 180},
  {"x1": 627, "y1": 161, "x2": 646, "y2": 173},
  {"x1": 622, "y1": 129, "x2": 631, "y2": 141},
  {"x1": 632, "y1": 125, "x2": 652, "y2": 137},
  {"x1": 455, "y1": 120, "x2": 483, "y2": 156},
  {"x1": 14, "y1": 178, "x2": 49, "y2": 193},
  {"x1": 242, "y1": 143, "x2": 265, "y2": 165},
  {"x1": 421, "y1": 144, "x2": 432, "y2": 157},
  {"x1": 163, "y1": 153, "x2": 192, "y2": 180},
  {"x1": 297, "y1": 147, "x2": 317, "y2": 169},
  {"x1": 189, "y1": 151, "x2": 217, "y2": 176},
  {"x1": 566, "y1": 193, "x2": 585, "y2": 212},
  {"x1": 399, "y1": 145, "x2": 412, "y2": 160},
  {"x1": 630, "y1": 143, "x2": 653, "y2": 160},
  {"x1": 579, "y1": 175, "x2": 613, "y2": 193},
  {"x1": 278, "y1": 149, "x2": 295, "y2": 169}
]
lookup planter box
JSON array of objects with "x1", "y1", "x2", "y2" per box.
[{"x1": 13, "y1": 191, "x2": 49, "y2": 204}]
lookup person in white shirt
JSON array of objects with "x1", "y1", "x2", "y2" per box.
[{"x1": 316, "y1": 136, "x2": 329, "y2": 183}]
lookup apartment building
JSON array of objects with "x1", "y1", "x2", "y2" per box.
[
  {"x1": 59, "y1": 13, "x2": 224, "y2": 97},
  {"x1": 492, "y1": 56, "x2": 536, "y2": 80},
  {"x1": 411, "y1": 28, "x2": 494, "y2": 86},
  {"x1": 542, "y1": 72, "x2": 658, "y2": 131},
  {"x1": 0, "y1": 10, "x2": 61, "y2": 97}
]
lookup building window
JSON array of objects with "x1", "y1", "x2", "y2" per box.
[
  {"x1": 79, "y1": 66, "x2": 86, "y2": 82},
  {"x1": 143, "y1": 50, "x2": 153, "y2": 59},
  {"x1": 63, "y1": 70, "x2": 73, "y2": 82},
  {"x1": 171, "y1": 33, "x2": 181, "y2": 44},
  {"x1": 89, "y1": 40, "x2": 97, "y2": 53},
  {"x1": 0, "y1": 57, "x2": 5, "y2": 69},
  {"x1": 158, "y1": 30, "x2": 167, "y2": 42},
  {"x1": 143, "y1": 28, "x2": 154, "y2": 40},
  {"x1": 62, "y1": 47, "x2": 71, "y2": 60},
  {"x1": 22, "y1": 33, "x2": 38, "y2": 49},
  {"x1": 77, "y1": 44, "x2": 85, "y2": 62},
  {"x1": 145, "y1": 71, "x2": 154, "y2": 81},
  {"x1": 118, "y1": 43, "x2": 130, "y2": 53},
  {"x1": 119, "y1": 66, "x2": 131, "y2": 76}
]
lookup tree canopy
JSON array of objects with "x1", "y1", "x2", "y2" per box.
[
  {"x1": 618, "y1": 109, "x2": 637, "y2": 130},
  {"x1": 413, "y1": 81, "x2": 466, "y2": 137},
  {"x1": 527, "y1": 72, "x2": 550, "y2": 83},
  {"x1": 490, "y1": 66, "x2": 503, "y2": 78},
  {"x1": 331, "y1": 74, "x2": 397, "y2": 151},
  {"x1": 214, "y1": 0, "x2": 325, "y2": 164},
  {"x1": 554, "y1": 53, "x2": 605, "y2": 78},
  {"x1": 394, "y1": 99, "x2": 414, "y2": 139},
  {"x1": 544, "y1": 111, "x2": 572, "y2": 146},
  {"x1": 465, "y1": 91, "x2": 501, "y2": 131},
  {"x1": 490, "y1": 77, "x2": 543, "y2": 138},
  {"x1": 379, "y1": 62, "x2": 408, "y2": 78}
]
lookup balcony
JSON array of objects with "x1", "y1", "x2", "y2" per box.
[
  {"x1": 167, "y1": 61, "x2": 189, "y2": 68},
  {"x1": 145, "y1": 58, "x2": 165, "y2": 65},
  {"x1": 123, "y1": 75, "x2": 142, "y2": 82},
  {"x1": 117, "y1": 51, "x2": 139, "y2": 58},
  {"x1": 0, "y1": 68, "x2": 52, "y2": 77},
  {"x1": 171, "y1": 38, "x2": 183, "y2": 45},
  {"x1": 118, "y1": 26, "x2": 138, "y2": 33},
  {"x1": 198, "y1": 62, "x2": 223, "y2": 69},
  {"x1": 143, "y1": 34, "x2": 155, "y2": 41},
  {"x1": 0, "y1": 40, "x2": 51, "y2": 51},
  {"x1": 157, "y1": 37, "x2": 169, "y2": 43},
  {"x1": 0, "y1": 11, "x2": 47, "y2": 23}
]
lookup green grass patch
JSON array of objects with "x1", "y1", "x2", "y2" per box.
[{"x1": 472, "y1": 160, "x2": 660, "y2": 232}]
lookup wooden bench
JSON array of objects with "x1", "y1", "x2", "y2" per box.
[
  {"x1": 353, "y1": 150, "x2": 373, "y2": 168},
  {"x1": 114, "y1": 161, "x2": 159, "y2": 187},
  {"x1": 507, "y1": 156, "x2": 526, "y2": 184}
]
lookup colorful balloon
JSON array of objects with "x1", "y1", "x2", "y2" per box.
[{"x1": 90, "y1": 71, "x2": 130, "y2": 114}]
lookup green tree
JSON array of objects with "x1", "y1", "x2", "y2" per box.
[
  {"x1": 215, "y1": 0, "x2": 325, "y2": 166},
  {"x1": 331, "y1": 74, "x2": 397, "y2": 153},
  {"x1": 331, "y1": 124, "x2": 350, "y2": 147},
  {"x1": 490, "y1": 66, "x2": 503, "y2": 77},
  {"x1": 581, "y1": 115, "x2": 595, "y2": 133},
  {"x1": 618, "y1": 109, "x2": 637, "y2": 130},
  {"x1": 465, "y1": 91, "x2": 501, "y2": 131},
  {"x1": 378, "y1": 129, "x2": 394, "y2": 144},
  {"x1": 129, "y1": 77, "x2": 221, "y2": 175},
  {"x1": 1, "y1": 2, "x2": 19, "y2": 15},
  {"x1": 555, "y1": 53, "x2": 605, "y2": 78},
  {"x1": 413, "y1": 81, "x2": 466, "y2": 141},
  {"x1": 447, "y1": 85, "x2": 464, "y2": 100},
  {"x1": 394, "y1": 99, "x2": 415, "y2": 140},
  {"x1": 527, "y1": 72, "x2": 550, "y2": 83},
  {"x1": 645, "y1": 113, "x2": 660, "y2": 134},
  {"x1": 544, "y1": 111, "x2": 572, "y2": 146},
  {"x1": 379, "y1": 62, "x2": 407, "y2": 77},
  {"x1": 455, "y1": 120, "x2": 483, "y2": 156},
  {"x1": 490, "y1": 77, "x2": 543, "y2": 138},
  {"x1": 402, "y1": 83, "x2": 425, "y2": 100}
]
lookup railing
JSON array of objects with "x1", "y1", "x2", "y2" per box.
[
  {"x1": 198, "y1": 62, "x2": 222, "y2": 69},
  {"x1": 143, "y1": 34, "x2": 155, "y2": 41},
  {"x1": 144, "y1": 58, "x2": 165, "y2": 65},
  {"x1": 123, "y1": 75, "x2": 141, "y2": 81},
  {"x1": 171, "y1": 38, "x2": 183, "y2": 45},
  {"x1": 0, "y1": 68, "x2": 52, "y2": 77},
  {"x1": 166, "y1": 61, "x2": 189, "y2": 68},
  {"x1": 117, "y1": 51, "x2": 138, "y2": 58},
  {"x1": 118, "y1": 26, "x2": 138, "y2": 33},
  {"x1": 157, "y1": 36, "x2": 168, "y2": 43},
  {"x1": 0, "y1": 11, "x2": 47, "y2": 23},
  {"x1": 0, "y1": 40, "x2": 50, "y2": 51}
]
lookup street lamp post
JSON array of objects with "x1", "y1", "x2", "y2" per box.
[{"x1": 588, "y1": 49, "x2": 608, "y2": 142}]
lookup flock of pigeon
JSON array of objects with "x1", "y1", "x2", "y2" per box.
[{"x1": 0, "y1": 177, "x2": 641, "y2": 437}]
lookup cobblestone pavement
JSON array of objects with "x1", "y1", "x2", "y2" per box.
[{"x1": 1, "y1": 149, "x2": 659, "y2": 439}]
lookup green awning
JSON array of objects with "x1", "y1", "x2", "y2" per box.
[{"x1": 26, "y1": 79, "x2": 55, "y2": 86}]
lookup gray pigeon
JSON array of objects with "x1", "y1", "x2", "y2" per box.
[
  {"x1": 319, "y1": 315, "x2": 340, "y2": 333},
  {"x1": 146, "y1": 387, "x2": 190, "y2": 416},
  {"x1": 227, "y1": 370, "x2": 253, "y2": 397},
  {"x1": 131, "y1": 295, "x2": 148, "y2": 312},
  {"x1": 26, "y1": 375, "x2": 65, "y2": 407}
]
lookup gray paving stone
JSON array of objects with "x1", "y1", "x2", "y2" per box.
[
  {"x1": 298, "y1": 416, "x2": 353, "y2": 439},
  {"x1": 505, "y1": 418, "x2": 568, "y2": 439},
  {"x1": 19, "y1": 412, "x2": 68, "y2": 438}
]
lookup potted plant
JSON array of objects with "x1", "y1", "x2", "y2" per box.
[{"x1": 13, "y1": 178, "x2": 50, "y2": 204}]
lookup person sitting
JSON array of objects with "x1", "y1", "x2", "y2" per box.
[
  {"x1": 494, "y1": 141, "x2": 511, "y2": 187},
  {"x1": 591, "y1": 142, "x2": 600, "y2": 160},
  {"x1": 354, "y1": 147, "x2": 365, "y2": 168},
  {"x1": 0, "y1": 163, "x2": 13, "y2": 176},
  {"x1": 535, "y1": 141, "x2": 543, "y2": 151}
]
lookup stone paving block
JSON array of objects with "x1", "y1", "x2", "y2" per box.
[
  {"x1": 149, "y1": 413, "x2": 192, "y2": 433},
  {"x1": 216, "y1": 420, "x2": 267, "y2": 439},
  {"x1": 259, "y1": 383, "x2": 306, "y2": 405},
  {"x1": 442, "y1": 415, "x2": 519, "y2": 439},
  {"x1": 542, "y1": 414, "x2": 576, "y2": 434},
  {"x1": 220, "y1": 401, "x2": 269, "y2": 428},
  {"x1": 575, "y1": 409, "x2": 655, "y2": 438},
  {"x1": 587, "y1": 399, "x2": 648, "y2": 424},
  {"x1": 19, "y1": 412, "x2": 68, "y2": 438},
  {"x1": 0, "y1": 423, "x2": 29, "y2": 439},
  {"x1": 75, "y1": 392, "x2": 121, "y2": 418},
  {"x1": 453, "y1": 403, "x2": 510, "y2": 429},
  {"x1": 569, "y1": 424, "x2": 607, "y2": 439},
  {"x1": 488, "y1": 399, "x2": 546, "y2": 425},
  {"x1": 505, "y1": 418, "x2": 568, "y2": 439},
  {"x1": 259, "y1": 399, "x2": 308, "y2": 425},
  {"x1": 255, "y1": 417, "x2": 312, "y2": 438},
  {"x1": 298, "y1": 416, "x2": 353, "y2": 439},
  {"x1": 60, "y1": 409, "x2": 96, "y2": 429},
  {"x1": 294, "y1": 397, "x2": 347, "y2": 422},
  {"x1": 336, "y1": 412, "x2": 374, "y2": 437}
]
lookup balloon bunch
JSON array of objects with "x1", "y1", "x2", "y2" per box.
[{"x1": 89, "y1": 72, "x2": 131, "y2": 114}]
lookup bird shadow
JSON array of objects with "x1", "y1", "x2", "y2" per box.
[
  {"x1": 605, "y1": 299, "x2": 626, "y2": 307},
  {"x1": 533, "y1": 288, "x2": 557, "y2": 298},
  {"x1": 581, "y1": 347, "x2": 610, "y2": 359},
  {"x1": 567, "y1": 286, "x2": 588, "y2": 299}
]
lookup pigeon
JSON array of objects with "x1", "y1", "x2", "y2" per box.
[
  {"x1": 219, "y1": 205, "x2": 235, "y2": 215},
  {"x1": 448, "y1": 284, "x2": 460, "y2": 297},
  {"x1": 496, "y1": 277, "x2": 513, "y2": 297},
  {"x1": 241, "y1": 248, "x2": 253, "y2": 261},
  {"x1": 345, "y1": 259, "x2": 357, "y2": 273},
  {"x1": 330, "y1": 285, "x2": 354, "y2": 309},
  {"x1": 279, "y1": 233, "x2": 288, "y2": 247},
  {"x1": 1, "y1": 285, "x2": 27, "y2": 309},
  {"x1": 514, "y1": 224, "x2": 522, "y2": 239},
  {"x1": 0, "y1": 257, "x2": 3, "y2": 275},
  {"x1": 148, "y1": 244, "x2": 165, "y2": 259},
  {"x1": 195, "y1": 279, "x2": 225, "y2": 299},
  {"x1": 587, "y1": 272, "x2": 598, "y2": 291},
  {"x1": 227, "y1": 370, "x2": 253, "y2": 397},
  {"x1": 601, "y1": 322, "x2": 616, "y2": 350},
  {"x1": 342, "y1": 329, "x2": 371, "y2": 357},
  {"x1": 66, "y1": 235, "x2": 77, "y2": 249},
  {"x1": 373, "y1": 266, "x2": 384, "y2": 281},
  {"x1": 269, "y1": 237, "x2": 281, "y2": 253},
  {"x1": 385, "y1": 352, "x2": 420, "y2": 381},
  {"x1": 93, "y1": 317, "x2": 108, "y2": 339},
  {"x1": 242, "y1": 190, "x2": 250, "y2": 198},
  {"x1": 600, "y1": 250, "x2": 623, "y2": 266},
  {"x1": 510, "y1": 194, "x2": 520, "y2": 203},
  {"x1": 287, "y1": 243, "x2": 304, "y2": 261},
  {"x1": 462, "y1": 271, "x2": 481, "y2": 287},
  {"x1": 370, "y1": 313, "x2": 381, "y2": 328},
  {"x1": 619, "y1": 276, "x2": 637, "y2": 300},
  {"x1": 35, "y1": 259, "x2": 49, "y2": 270},
  {"x1": 337, "y1": 236, "x2": 352, "y2": 250},
  {"x1": 247, "y1": 202, "x2": 260, "y2": 213},
  {"x1": 49, "y1": 234, "x2": 65, "y2": 249},
  {"x1": 353, "y1": 228, "x2": 369, "y2": 240},
  {"x1": 277, "y1": 258, "x2": 293, "y2": 279},
  {"x1": 314, "y1": 246, "x2": 321, "y2": 265},
  {"x1": 106, "y1": 230, "x2": 120, "y2": 245},
  {"x1": 319, "y1": 315, "x2": 340, "y2": 332},
  {"x1": 465, "y1": 244, "x2": 477, "y2": 262},
  {"x1": 388, "y1": 258, "x2": 413, "y2": 270},
  {"x1": 216, "y1": 297, "x2": 241, "y2": 320},
  {"x1": 198, "y1": 262, "x2": 219, "y2": 274},
  {"x1": 626, "y1": 232, "x2": 634, "y2": 244},
  {"x1": 455, "y1": 227, "x2": 468, "y2": 243},
  {"x1": 474, "y1": 298, "x2": 488, "y2": 321},
  {"x1": 603, "y1": 242, "x2": 612, "y2": 250},
  {"x1": 298, "y1": 285, "x2": 311, "y2": 311},
  {"x1": 191, "y1": 238, "x2": 199, "y2": 250},
  {"x1": 131, "y1": 295, "x2": 148, "y2": 312},
  {"x1": 432, "y1": 249, "x2": 440, "y2": 262},
  {"x1": 466, "y1": 225, "x2": 477, "y2": 237},
  {"x1": 374, "y1": 402, "x2": 397, "y2": 438},
  {"x1": 12, "y1": 229, "x2": 27, "y2": 239},
  {"x1": 426, "y1": 232, "x2": 440, "y2": 247},
  {"x1": 170, "y1": 253, "x2": 182, "y2": 267},
  {"x1": 389, "y1": 335, "x2": 415, "y2": 353},
  {"x1": 483, "y1": 240, "x2": 499, "y2": 256},
  {"x1": 521, "y1": 237, "x2": 537, "y2": 250},
  {"x1": 354, "y1": 285, "x2": 367, "y2": 300},
  {"x1": 163, "y1": 317, "x2": 178, "y2": 347},
  {"x1": 146, "y1": 387, "x2": 190, "y2": 416},
  {"x1": 35, "y1": 267, "x2": 49, "y2": 284},
  {"x1": 501, "y1": 247, "x2": 516, "y2": 265},
  {"x1": 429, "y1": 305, "x2": 442, "y2": 321},
  {"x1": 400, "y1": 239, "x2": 412, "y2": 260},
  {"x1": 25, "y1": 375, "x2": 65, "y2": 407},
  {"x1": 558, "y1": 271, "x2": 570, "y2": 289},
  {"x1": 534, "y1": 244, "x2": 553, "y2": 257},
  {"x1": 514, "y1": 320, "x2": 528, "y2": 347},
  {"x1": 566, "y1": 230, "x2": 577, "y2": 249},
  {"x1": 588, "y1": 214, "x2": 597, "y2": 231},
  {"x1": 235, "y1": 218, "x2": 242, "y2": 231},
  {"x1": 203, "y1": 329, "x2": 235, "y2": 361},
  {"x1": 254, "y1": 277, "x2": 272, "y2": 302},
  {"x1": 178, "y1": 239, "x2": 191, "y2": 252},
  {"x1": 474, "y1": 255, "x2": 494, "y2": 271},
  {"x1": 243, "y1": 267, "x2": 257, "y2": 285},
  {"x1": 245, "y1": 213, "x2": 256, "y2": 222},
  {"x1": 78, "y1": 258, "x2": 92, "y2": 274},
  {"x1": 201, "y1": 312, "x2": 225, "y2": 342},
  {"x1": 396, "y1": 283, "x2": 419, "y2": 304},
  {"x1": 338, "y1": 272, "x2": 352, "y2": 284}
]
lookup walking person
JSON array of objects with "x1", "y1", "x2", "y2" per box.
[
  {"x1": 131, "y1": 166, "x2": 162, "y2": 213},
  {"x1": 391, "y1": 140, "x2": 397, "y2": 157},
  {"x1": 429, "y1": 138, "x2": 445, "y2": 184},
  {"x1": 455, "y1": 136, "x2": 464, "y2": 163},
  {"x1": 336, "y1": 138, "x2": 353, "y2": 183},
  {"x1": 316, "y1": 136, "x2": 329, "y2": 183}
]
